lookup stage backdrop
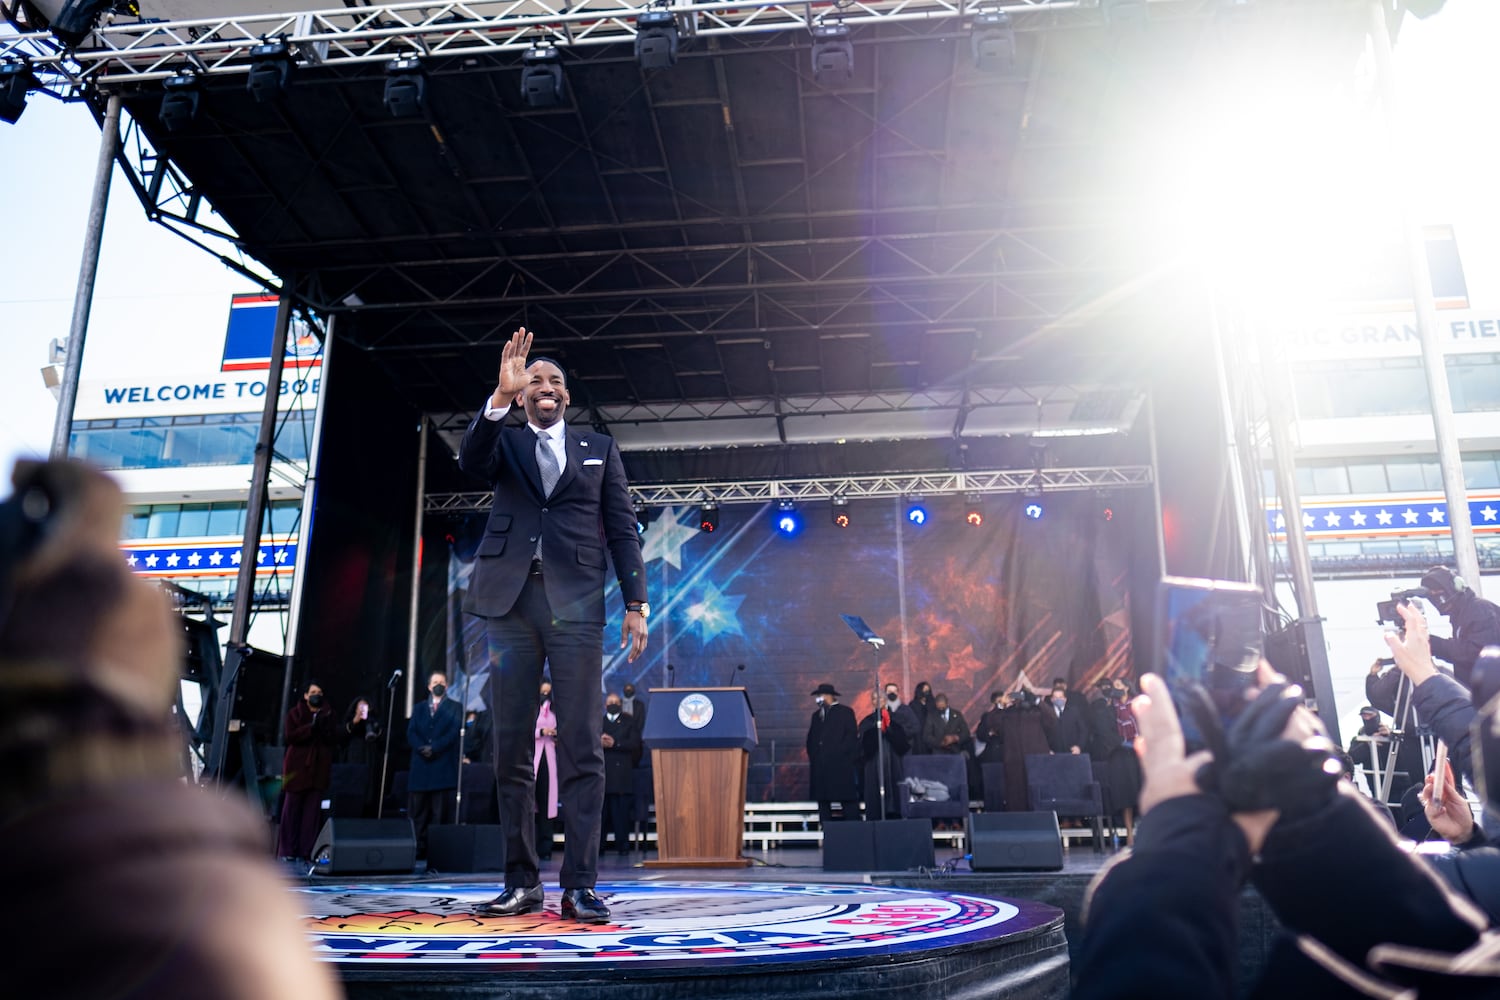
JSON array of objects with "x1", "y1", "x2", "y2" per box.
[{"x1": 442, "y1": 492, "x2": 1139, "y2": 801}]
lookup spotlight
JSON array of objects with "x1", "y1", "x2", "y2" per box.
[
  {"x1": 971, "y1": 11, "x2": 1015, "y2": 73},
  {"x1": 1103, "y1": 506, "x2": 1115, "y2": 522},
  {"x1": 964, "y1": 494, "x2": 985, "y2": 527},
  {"x1": 159, "y1": 71, "x2": 201, "y2": 133},
  {"x1": 1102, "y1": 0, "x2": 1150, "y2": 26},
  {"x1": 521, "y1": 43, "x2": 566, "y2": 109},
  {"x1": 776, "y1": 499, "x2": 802, "y2": 536},
  {"x1": 0, "y1": 59, "x2": 32, "y2": 125},
  {"x1": 635, "y1": 9, "x2": 679, "y2": 70},
  {"x1": 45, "y1": 0, "x2": 111, "y2": 47},
  {"x1": 383, "y1": 56, "x2": 426, "y2": 117},
  {"x1": 633, "y1": 498, "x2": 648, "y2": 535},
  {"x1": 831, "y1": 497, "x2": 850, "y2": 529},
  {"x1": 811, "y1": 22, "x2": 853, "y2": 85},
  {"x1": 698, "y1": 501, "x2": 719, "y2": 533},
  {"x1": 905, "y1": 499, "x2": 928, "y2": 526},
  {"x1": 246, "y1": 38, "x2": 294, "y2": 104},
  {"x1": 1025, "y1": 502, "x2": 1044, "y2": 521}
]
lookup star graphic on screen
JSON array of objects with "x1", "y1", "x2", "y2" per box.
[
  {"x1": 1301, "y1": 512, "x2": 1316, "y2": 529},
  {"x1": 125, "y1": 553, "x2": 137, "y2": 567},
  {"x1": 209, "y1": 550, "x2": 223, "y2": 566},
  {"x1": 1428, "y1": 507, "x2": 1446, "y2": 524},
  {"x1": 1482, "y1": 505, "x2": 1499, "y2": 522},
  {"x1": 187, "y1": 552, "x2": 202, "y2": 567},
  {"x1": 230, "y1": 551, "x2": 242, "y2": 566},
  {"x1": 256, "y1": 549, "x2": 267, "y2": 564},
  {"x1": 1323, "y1": 512, "x2": 1342, "y2": 528},
  {"x1": 274, "y1": 548, "x2": 289, "y2": 564},
  {"x1": 144, "y1": 553, "x2": 159, "y2": 568},
  {"x1": 684, "y1": 582, "x2": 747, "y2": 644},
  {"x1": 640, "y1": 506, "x2": 701, "y2": 570},
  {"x1": 166, "y1": 552, "x2": 181, "y2": 567},
  {"x1": 1402, "y1": 509, "x2": 1419, "y2": 525},
  {"x1": 1349, "y1": 510, "x2": 1368, "y2": 527},
  {"x1": 1376, "y1": 510, "x2": 1393, "y2": 526},
  {"x1": 1274, "y1": 512, "x2": 1286, "y2": 529}
]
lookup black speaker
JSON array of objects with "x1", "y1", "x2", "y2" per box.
[
  {"x1": 968, "y1": 812, "x2": 1063, "y2": 871},
  {"x1": 428, "y1": 824, "x2": 504, "y2": 873},
  {"x1": 823, "y1": 819, "x2": 935, "y2": 872},
  {"x1": 312, "y1": 818, "x2": 416, "y2": 875}
]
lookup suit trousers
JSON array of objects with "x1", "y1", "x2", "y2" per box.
[
  {"x1": 601, "y1": 793, "x2": 634, "y2": 852},
  {"x1": 484, "y1": 572, "x2": 605, "y2": 890}
]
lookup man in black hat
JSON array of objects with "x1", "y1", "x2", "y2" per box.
[
  {"x1": 806, "y1": 683, "x2": 860, "y2": 824},
  {"x1": 1419, "y1": 566, "x2": 1500, "y2": 688}
]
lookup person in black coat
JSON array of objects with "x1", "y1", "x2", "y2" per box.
[
  {"x1": 1040, "y1": 684, "x2": 1090, "y2": 755},
  {"x1": 600, "y1": 693, "x2": 640, "y2": 854},
  {"x1": 860, "y1": 689, "x2": 912, "y2": 820},
  {"x1": 407, "y1": 670, "x2": 463, "y2": 858},
  {"x1": 909, "y1": 681, "x2": 935, "y2": 754},
  {"x1": 807, "y1": 683, "x2": 860, "y2": 823},
  {"x1": 277, "y1": 680, "x2": 339, "y2": 860},
  {"x1": 1421, "y1": 566, "x2": 1500, "y2": 688}
]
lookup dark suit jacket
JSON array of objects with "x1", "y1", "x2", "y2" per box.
[
  {"x1": 806, "y1": 702, "x2": 859, "y2": 801},
  {"x1": 922, "y1": 708, "x2": 972, "y2": 755},
  {"x1": 407, "y1": 697, "x2": 463, "y2": 792},
  {"x1": 458, "y1": 411, "x2": 646, "y2": 622},
  {"x1": 602, "y1": 712, "x2": 641, "y2": 795},
  {"x1": 1041, "y1": 701, "x2": 1091, "y2": 754}
]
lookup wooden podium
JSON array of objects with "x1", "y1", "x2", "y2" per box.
[{"x1": 641, "y1": 687, "x2": 757, "y2": 868}]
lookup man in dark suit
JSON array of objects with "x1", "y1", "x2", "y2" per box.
[
  {"x1": 1040, "y1": 683, "x2": 1090, "y2": 755},
  {"x1": 600, "y1": 692, "x2": 641, "y2": 854},
  {"x1": 464, "y1": 329, "x2": 649, "y2": 924},
  {"x1": 806, "y1": 683, "x2": 859, "y2": 823},
  {"x1": 407, "y1": 670, "x2": 462, "y2": 858}
]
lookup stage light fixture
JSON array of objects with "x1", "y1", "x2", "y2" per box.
[
  {"x1": 635, "y1": 9, "x2": 679, "y2": 70},
  {"x1": 964, "y1": 494, "x2": 985, "y2": 527},
  {"x1": 810, "y1": 22, "x2": 853, "y2": 85},
  {"x1": 698, "y1": 501, "x2": 719, "y2": 533},
  {"x1": 831, "y1": 497, "x2": 851, "y2": 529},
  {"x1": 776, "y1": 499, "x2": 802, "y2": 536},
  {"x1": 1025, "y1": 502, "x2": 1044, "y2": 521},
  {"x1": 633, "y1": 498, "x2": 649, "y2": 535},
  {"x1": 905, "y1": 499, "x2": 928, "y2": 526},
  {"x1": 383, "y1": 56, "x2": 426, "y2": 118},
  {"x1": 0, "y1": 59, "x2": 32, "y2": 125},
  {"x1": 246, "y1": 38, "x2": 294, "y2": 104},
  {"x1": 45, "y1": 0, "x2": 111, "y2": 47},
  {"x1": 971, "y1": 11, "x2": 1015, "y2": 73},
  {"x1": 1103, "y1": 506, "x2": 1115, "y2": 522},
  {"x1": 521, "y1": 43, "x2": 566, "y2": 109},
  {"x1": 159, "y1": 71, "x2": 201, "y2": 133}
]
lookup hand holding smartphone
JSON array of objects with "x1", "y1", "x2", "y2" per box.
[{"x1": 1155, "y1": 577, "x2": 1266, "y2": 752}]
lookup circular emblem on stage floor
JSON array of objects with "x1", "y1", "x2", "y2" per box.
[
  {"x1": 295, "y1": 880, "x2": 1053, "y2": 969},
  {"x1": 677, "y1": 692, "x2": 714, "y2": 729}
]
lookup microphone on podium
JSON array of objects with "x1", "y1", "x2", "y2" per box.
[
  {"x1": 666, "y1": 663, "x2": 675, "y2": 685},
  {"x1": 723, "y1": 662, "x2": 745, "y2": 687}
]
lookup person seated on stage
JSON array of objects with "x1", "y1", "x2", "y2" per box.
[
  {"x1": 0, "y1": 459, "x2": 339, "y2": 1000},
  {"x1": 277, "y1": 678, "x2": 339, "y2": 862},
  {"x1": 922, "y1": 693, "x2": 973, "y2": 756},
  {"x1": 1074, "y1": 658, "x2": 1494, "y2": 998},
  {"x1": 807, "y1": 683, "x2": 860, "y2": 824},
  {"x1": 600, "y1": 692, "x2": 640, "y2": 854}
]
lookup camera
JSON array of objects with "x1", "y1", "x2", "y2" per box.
[{"x1": 1376, "y1": 587, "x2": 1431, "y2": 633}]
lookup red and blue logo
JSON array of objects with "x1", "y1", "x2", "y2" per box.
[{"x1": 222, "y1": 293, "x2": 323, "y2": 372}]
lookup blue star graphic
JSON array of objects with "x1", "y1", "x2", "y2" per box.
[
  {"x1": 640, "y1": 505, "x2": 701, "y2": 570},
  {"x1": 684, "y1": 582, "x2": 747, "y2": 644}
]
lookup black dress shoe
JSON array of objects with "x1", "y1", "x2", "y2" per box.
[
  {"x1": 561, "y1": 888, "x2": 610, "y2": 924},
  {"x1": 475, "y1": 884, "x2": 544, "y2": 917}
]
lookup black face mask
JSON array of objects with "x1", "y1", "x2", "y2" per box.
[
  {"x1": 307, "y1": 693, "x2": 323, "y2": 708},
  {"x1": 432, "y1": 684, "x2": 447, "y2": 699},
  {"x1": 886, "y1": 692, "x2": 898, "y2": 703},
  {"x1": 624, "y1": 688, "x2": 635, "y2": 699},
  {"x1": 607, "y1": 704, "x2": 621, "y2": 715}
]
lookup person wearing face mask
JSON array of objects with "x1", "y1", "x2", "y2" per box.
[
  {"x1": 600, "y1": 693, "x2": 641, "y2": 855},
  {"x1": 1040, "y1": 684, "x2": 1089, "y2": 756},
  {"x1": 620, "y1": 682, "x2": 648, "y2": 728},
  {"x1": 807, "y1": 683, "x2": 860, "y2": 824},
  {"x1": 535, "y1": 680, "x2": 559, "y2": 860},
  {"x1": 859, "y1": 683, "x2": 918, "y2": 819},
  {"x1": 407, "y1": 670, "x2": 463, "y2": 860},
  {"x1": 278, "y1": 680, "x2": 339, "y2": 862},
  {"x1": 909, "y1": 681, "x2": 935, "y2": 754}
]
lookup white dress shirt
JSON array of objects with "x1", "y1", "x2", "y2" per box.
[{"x1": 482, "y1": 399, "x2": 567, "y2": 476}]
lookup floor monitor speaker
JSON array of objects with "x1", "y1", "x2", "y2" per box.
[
  {"x1": 968, "y1": 812, "x2": 1063, "y2": 871},
  {"x1": 312, "y1": 817, "x2": 416, "y2": 875},
  {"x1": 428, "y1": 824, "x2": 505, "y2": 872}
]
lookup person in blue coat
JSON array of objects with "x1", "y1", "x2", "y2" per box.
[{"x1": 407, "y1": 670, "x2": 462, "y2": 858}]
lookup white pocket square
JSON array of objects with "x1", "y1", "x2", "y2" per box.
[{"x1": 583, "y1": 458, "x2": 604, "y2": 466}]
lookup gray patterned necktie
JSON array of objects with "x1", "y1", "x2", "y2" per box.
[{"x1": 536, "y1": 428, "x2": 560, "y2": 498}]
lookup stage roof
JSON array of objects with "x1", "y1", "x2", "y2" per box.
[{"x1": 13, "y1": 0, "x2": 1368, "y2": 472}]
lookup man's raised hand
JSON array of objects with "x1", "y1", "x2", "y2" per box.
[{"x1": 493, "y1": 327, "x2": 534, "y2": 407}]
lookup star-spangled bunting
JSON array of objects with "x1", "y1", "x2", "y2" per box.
[
  {"x1": 119, "y1": 542, "x2": 298, "y2": 576},
  {"x1": 1264, "y1": 498, "x2": 1499, "y2": 537}
]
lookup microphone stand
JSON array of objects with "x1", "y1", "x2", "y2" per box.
[
  {"x1": 453, "y1": 671, "x2": 471, "y2": 824},
  {"x1": 376, "y1": 673, "x2": 400, "y2": 818},
  {"x1": 869, "y1": 640, "x2": 887, "y2": 822}
]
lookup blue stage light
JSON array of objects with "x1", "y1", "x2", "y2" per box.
[
  {"x1": 1024, "y1": 502, "x2": 1044, "y2": 520},
  {"x1": 776, "y1": 500, "x2": 801, "y2": 536},
  {"x1": 906, "y1": 503, "x2": 927, "y2": 525}
]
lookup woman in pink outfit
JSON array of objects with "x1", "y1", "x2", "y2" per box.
[{"x1": 533, "y1": 680, "x2": 559, "y2": 860}]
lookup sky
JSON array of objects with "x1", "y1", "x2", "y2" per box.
[{"x1": 1, "y1": 1, "x2": 1499, "y2": 486}]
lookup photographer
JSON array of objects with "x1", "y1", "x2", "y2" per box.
[
  {"x1": 1383, "y1": 601, "x2": 1480, "y2": 790},
  {"x1": 1419, "y1": 566, "x2": 1500, "y2": 688}
]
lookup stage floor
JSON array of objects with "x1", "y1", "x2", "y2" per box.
[{"x1": 291, "y1": 852, "x2": 1074, "y2": 998}]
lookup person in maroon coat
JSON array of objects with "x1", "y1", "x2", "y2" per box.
[{"x1": 278, "y1": 680, "x2": 339, "y2": 860}]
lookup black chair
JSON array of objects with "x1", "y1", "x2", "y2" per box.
[
  {"x1": 630, "y1": 767, "x2": 654, "y2": 850},
  {"x1": 457, "y1": 762, "x2": 497, "y2": 824},
  {"x1": 1025, "y1": 753, "x2": 1106, "y2": 852},
  {"x1": 899, "y1": 754, "x2": 969, "y2": 823},
  {"x1": 980, "y1": 761, "x2": 1006, "y2": 811},
  {"x1": 328, "y1": 762, "x2": 369, "y2": 817}
]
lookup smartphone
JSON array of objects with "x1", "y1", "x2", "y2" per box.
[
  {"x1": 1432, "y1": 740, "x2": 1449, "y2": 803},
  {"x1": 1155, "y1": 577, "x2": 1266, "y2": 749}
]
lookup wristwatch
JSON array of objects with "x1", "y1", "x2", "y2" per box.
[{"x1": 627, "y1": 602, "x2": 651, "y2": 619}]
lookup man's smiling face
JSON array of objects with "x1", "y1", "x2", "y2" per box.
[{"x1": 518, "y1": 359, "x2": 569, "y2": 429}]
